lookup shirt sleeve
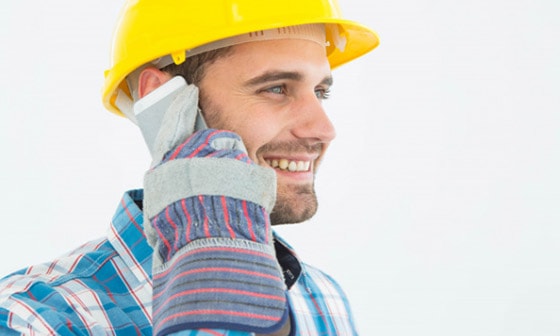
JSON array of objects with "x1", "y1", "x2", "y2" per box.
[{"x1": 0, "y1": 307, "x2": 21, "y2": 335}]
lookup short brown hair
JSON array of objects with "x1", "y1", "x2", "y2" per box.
[{"x1": 160, "y1": 47, "x2": 233, "y2": 85}]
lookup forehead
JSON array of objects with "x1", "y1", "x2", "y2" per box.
[{"x1": 214, "y1": 39, "x2": 331, "y2": 79}]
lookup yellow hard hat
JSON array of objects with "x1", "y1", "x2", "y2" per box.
[{"x1": 102, "y1": 0, "x2": 380, "y2": 116}]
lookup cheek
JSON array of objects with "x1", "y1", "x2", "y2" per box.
[
  {"x1": 235, "y1": 108, "x2": 291, "y2": 160},
  {"x1": 200, "y1": 88, "x2": 289, "y2": 158},
  {"x1": 236, "y1": 121, "x2": 281, "y2": 159}
]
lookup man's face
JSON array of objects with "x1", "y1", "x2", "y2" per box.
[{"x1": 198, "y1": 39, "x2": 336, "y2": 225}]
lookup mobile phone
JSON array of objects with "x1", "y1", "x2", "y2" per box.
[{"x1": 133, "y1": 76, "x2": 207, "y2": 156}]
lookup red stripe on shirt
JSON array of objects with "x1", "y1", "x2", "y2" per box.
[
  {"x1": 121, "y1": 198, "x2": 145, "y2": 238},
  {"x1": 13, "y1": 298, "x2": 57, "y2": 334}
]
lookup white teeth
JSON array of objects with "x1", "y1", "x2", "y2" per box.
[
  {"x1": 288, "y1": 161, "x2": 297, "y2": 172},
  {"x1": 266, "y1": 159, "x2": 311, "y2": 172},
  {"x1": 279, "y1": 159, "x2": 289, "y2": 170}
]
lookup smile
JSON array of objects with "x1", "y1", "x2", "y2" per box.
[{"x1": 265, "y1": 159, "x2": 311, "y2": 172}]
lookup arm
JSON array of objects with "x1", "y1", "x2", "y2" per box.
[
  {"x1": 145, "y1": 129, "x2": 288, "y2": 335},
  {"x1": 143, "y1": 83, "x2": 289, "y2": 335}
]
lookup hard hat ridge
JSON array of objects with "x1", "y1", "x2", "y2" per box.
[{"x1": 155, "y1": 23, "x2": 328, "y2": 70}]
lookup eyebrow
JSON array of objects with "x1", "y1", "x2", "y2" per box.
[{"x1": 244, "y1": 70, "x2": 333, "y2": 87}]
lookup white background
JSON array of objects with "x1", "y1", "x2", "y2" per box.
[{"x1": 1, "y1": 0, "x2": 559, "y2": 335}]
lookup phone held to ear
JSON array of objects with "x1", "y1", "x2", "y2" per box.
[{"x1": 133, "y1": 76, "x2": 207, "y2": 157}]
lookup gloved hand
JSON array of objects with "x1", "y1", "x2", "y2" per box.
[{"x1": 142, "y1": 78, "x2": 288, "y2": 335}]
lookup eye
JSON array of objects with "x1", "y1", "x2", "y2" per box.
[
  {"x1": 315, "y1": 87, "x2": 331, "y2": 100},
  {"x1": 263, "y1": 85, "x2": 286, "y2": 95}
]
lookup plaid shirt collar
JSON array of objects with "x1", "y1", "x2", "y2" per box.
[{"x1": 108, "y1": 189, "x2": 153, "y2": 283}]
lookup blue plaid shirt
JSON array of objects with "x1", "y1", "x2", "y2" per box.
[{"x1": 0, "y1": 190, "x2": 358, "y2": 335}]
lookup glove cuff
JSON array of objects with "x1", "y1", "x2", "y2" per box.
[
  {"x1": 152, "y1": 237, "x2": 288, "y2": 336},
  {"x1": 149, "y1": 194, "x2": 274, "y2": 262}
]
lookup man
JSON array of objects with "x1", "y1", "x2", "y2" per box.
[{"x1": 0, "y1": 0, "x2": 378, "y2": 334}]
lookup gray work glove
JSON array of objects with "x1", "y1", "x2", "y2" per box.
[{"x1": 142, "y1": 79, "x2": 288, "y2": 335}]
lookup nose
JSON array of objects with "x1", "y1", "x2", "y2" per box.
[{"x1": 291, "y1": 94, "x2": 337, "y2": 143}]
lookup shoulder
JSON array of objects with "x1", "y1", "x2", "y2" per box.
[
  {"x1": 0, "y1": 237, "x2": 135, "y2": 334},
  {"x1": 0, "y1": 237, "x2": 113, "y2": 294},
  {"x1": 296, "y1": 262, "x2": 351, "y2": 301}
]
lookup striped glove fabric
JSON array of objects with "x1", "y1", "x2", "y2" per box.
[{"x1": 143, "y1": 128, "x2": 287, "y2": 335}]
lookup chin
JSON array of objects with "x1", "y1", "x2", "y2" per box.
[{"x1": 269, "y1": 184, "x2": 318, "y2": 225}]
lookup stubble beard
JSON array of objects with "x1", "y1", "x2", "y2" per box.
[
  {"x1": 257, "y1": 141, "x2": 322, "y2": 226},
  {"x1": 200, "y1": 97, "x2": 321, "y2": 226},
  {"x1": 269, "y1": 181, "x2": 319, "y2": 225}
]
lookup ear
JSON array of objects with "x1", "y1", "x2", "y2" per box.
[{"x1": 137, "y1": 67, "x2": 172, "y2": 99}]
